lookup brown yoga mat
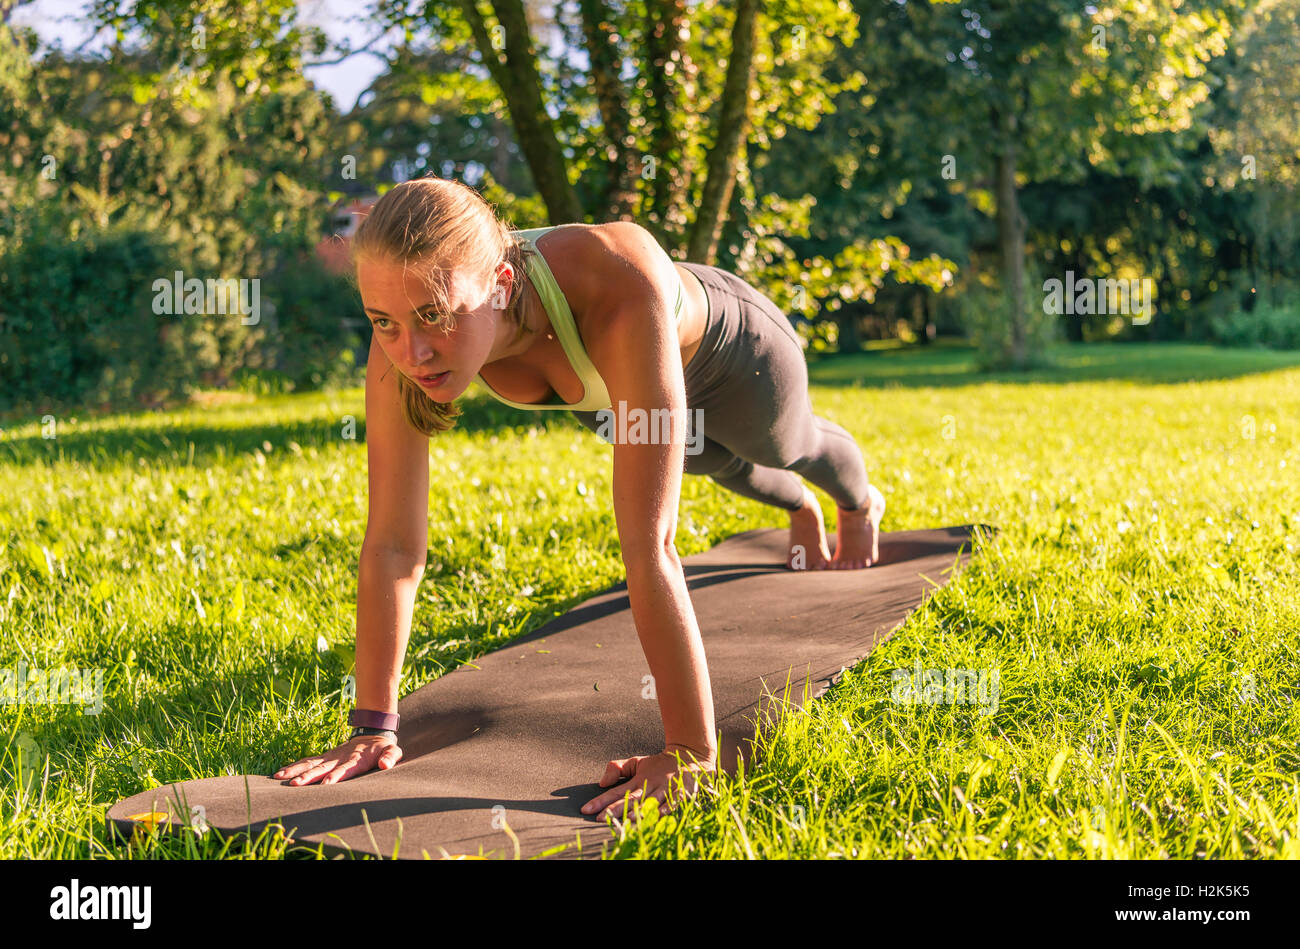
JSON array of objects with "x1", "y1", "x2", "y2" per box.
[{"x1": 106, "y1": 523, "x2": 993, "y2": 859}]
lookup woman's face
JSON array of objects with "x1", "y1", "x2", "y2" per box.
[{"x1": 358, "y1": 255, "x2": 517, "y2": 401}]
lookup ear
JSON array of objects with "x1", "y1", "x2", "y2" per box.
[{"x1": 492, "y1": 260, "x2": 515, "y2": 310}]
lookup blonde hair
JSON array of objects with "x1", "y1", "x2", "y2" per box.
[{"x1": 349, "y1": 176, "x2": 535, "y2": 435}]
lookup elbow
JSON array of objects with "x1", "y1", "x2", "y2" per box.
[
  {"x1": 621, "y1": 536, "x2": 680, "y2": 576},
  {"x1": 360, "y1": 543, "x2": 428, "y2": 577}
]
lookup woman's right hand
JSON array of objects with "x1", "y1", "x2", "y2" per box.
[{"x1": 272, "y1": 734, "x2": 403, "y2": 786}]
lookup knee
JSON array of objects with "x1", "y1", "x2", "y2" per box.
[
  {"x1": 709, "y1": 454, "x2": 751, "y2": 481},
  {"x1": 687, "y1": 450, "x2": 746, "y2": 480},
  {"x1": 754, "y1": 433, "x2": 819, "y2": 473},
  {"x1": 684, "y1": 434, "x2": 736, "y2": 478}
]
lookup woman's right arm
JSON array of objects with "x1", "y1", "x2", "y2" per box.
[{"x1": 273, "y1": 334, "x2": 430, "y2": 786}]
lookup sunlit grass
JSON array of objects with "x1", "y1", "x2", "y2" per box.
[{"x1": 2, "y1": 342, "x2": 1298, "y2": 858}]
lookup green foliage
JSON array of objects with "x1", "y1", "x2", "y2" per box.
[
  {"x1": 229, "y1": 367, "x2": 297, "y2": 397},
  {"x1": 729, "y1": 191, "x2": 957, "y2": 345},
  {"x1": 764, "y1": 0, "x2": 1249, "y2": 360},
  {"x1": 1209, "y1": 297, "x2": 1300, "y2": 349},
  {"x1": 84, "y1": 0, "x2": 326, "y2": 104},
  {"x1": 333, "y1": 43, "x2": 531, "y2": 196},
  {"x1": 0, "y1": 226, "x2": 223, "y2": 409},
  {"x1": 957, "y1": 267, "x2": 1061, "y2": 371},
  {"x1": 1205, "y1": 0, "x2": 1300, "y2": 307},
  {"x1": 479, "y1": 170, "x2": 549, "y2": 229},
  {"x1": 1, "y1": 5, "x2": 355, "y2": 409},
  {"x1": 5, "y1": 0, "x2": 1299, "y2": 416},
  {"x1": 1210, "y1": 0, "x2": 1300, "y2": 192},
  {"x1": 795, "y1": 319, "x2": 839, "y2": 355},
  {"x1": 261, "y1": 254, "x2": 366, "y2": 392},
  {"x1": 914, "y1": 0, "x2": 1235, "y2": 183}
]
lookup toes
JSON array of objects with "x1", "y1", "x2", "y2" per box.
[{"x1": 828, "y1": 556, "x2": 870, "y2": 570}]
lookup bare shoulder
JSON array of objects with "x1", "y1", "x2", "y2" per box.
[{"x1": 535, "y1": 222, "x2": 676, "y2": 327}]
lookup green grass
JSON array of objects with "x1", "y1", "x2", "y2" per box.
[{"x1": 2, "y1": 341, "x2": 1298, "y2": 859}]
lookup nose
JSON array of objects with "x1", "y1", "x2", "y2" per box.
[{"x1": 399, "y1": 327, "x2": 436, "y2": 371}]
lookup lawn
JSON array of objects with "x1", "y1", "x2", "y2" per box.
[{"x1": 2, "y1": 341, "x2": 1298, "y2": 858}]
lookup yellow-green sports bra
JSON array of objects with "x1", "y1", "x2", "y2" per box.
[{"x1": 473, "y1": 224, "x2": 685, "y2": 412}]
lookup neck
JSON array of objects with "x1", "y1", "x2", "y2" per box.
[{"x1": 490, "y1": 285, "x2": 548, "y2": 363}]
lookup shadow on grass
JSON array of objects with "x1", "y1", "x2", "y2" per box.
[
  {"x1": 0, "y1": 393, "x2": 581, "y2": 468},
  {"x1": 9, "y1": 343, "x2": 1300, "y2": 467},
  {"x1": 807, "y1": 341, "x2": 1300, "y2": 389}
]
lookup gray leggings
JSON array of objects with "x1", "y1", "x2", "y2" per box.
[{"x1": 571, "y1": 261, "x2": 871, "y2": 513}]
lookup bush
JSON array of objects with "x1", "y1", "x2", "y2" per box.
[
  {"x1": 793, "y1": 316, "x2": 837, "y2": 354},
  {"x1": 0, "y1": 227, "x2": 368, "y2": 414},
  {"x1": 1208, "y1": 300, "x2": 1300, "y2": 350},
  {"x1": 260, "y1": 251, "x2": 367, "y2": 391},
  {"x1": 0, "y1": 226, "x2": 257, "y2": 411},
  {"x1": 229, "y1": 367, "x2": 297, "y2": 396},
  {"x1": 957, "y1": 268, "x2": 1059, "y2": 371}
]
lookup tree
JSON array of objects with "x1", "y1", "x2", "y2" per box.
[
  {"x1": 376, "y1": 0, "x2": 862, "y2": 264},
  {"x1": 1207, "y1": 0, "x2": 1300, "y2": 307},
  {"x1": 833, "y1": 0, "x2": 1236, "y2": 368},
  {"x1": 0, "y1": 2, "x2": 357, "y2": 407}
]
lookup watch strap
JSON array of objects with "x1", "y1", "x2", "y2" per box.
[
  {"x1": 349, "y1": 708, "x2": 400, "y2": 731},
  {"x1": 349, "y1": 726, "x2": 396, "y2": 740}
]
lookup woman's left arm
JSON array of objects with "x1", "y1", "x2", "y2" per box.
[{"x1": 576, "y1": 224, "x2": 717, "y2": 820}]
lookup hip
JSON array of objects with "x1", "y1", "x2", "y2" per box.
[{"x1": 675, "y1": 262, "x2": 805, "y2": 396}]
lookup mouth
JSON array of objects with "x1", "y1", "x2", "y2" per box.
[{"x1": 415, "y1": 370, "x2": 451, "y2": 389}]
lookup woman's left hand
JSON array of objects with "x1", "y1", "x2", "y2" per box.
[{"x1": 581, "y1": 748, "x2": 716, "y2": 821}]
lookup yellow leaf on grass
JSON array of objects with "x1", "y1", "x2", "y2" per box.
[
  {"x1": 228, "y1": 582, "x2": 245, "y2": 624},
  {"x1": 1046, "y1": 749, "x2": 1070, "y2": 789},
  {"x1": 127, "y1": 811, "x2": 171, "y2": 829}
]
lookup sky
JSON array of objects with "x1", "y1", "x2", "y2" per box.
[{"x1": 11, "y1": 0, "x2": 397, "y2": 112}]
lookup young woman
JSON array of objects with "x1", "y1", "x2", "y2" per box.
[{"x1": 273, "y1": 177, "x2": 886, "y2": 820}]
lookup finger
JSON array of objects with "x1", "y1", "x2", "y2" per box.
[
  {"x1": 272, "y1": 758, "x2": 315, "y2": 779},
  {"x1": 599, "y1": 758, "x2": 638, "y2": 787},
  {"x1": 656, "y1": 779, "x2": 680, "y2": 808},
  {"x1": 319, "y1": 755, "x2": 365, "y2": 784},
  {"x1": 583, "y1": 776, "x2": 643, "y2": 817},
  {"x1": 287, "y1": 759, "x2": 338, "y2": 786},
  {"x1": 582, "y1": 785, "x2": 627, "y2": 815},
  {"x1": 657, "y1": 772, "x2": 700, "y2": 809},
  {"x1": 601, "y1": 785, "x2": 644, "y2": 820},
  {"x1": 273, "y1": 758, "x2": 321, "y2": 780},
  {"x1": 629, "y1": 789, "x2": 671, "y2": 821},
  {"x1": 631, "y1": 786, "x2": 668, "y2": 821},
  {"x1": 377, "y1": 746, "x2": 403, "y2": 769},
  {"x1": 660, "y1": 780, "x2": 689, "y2": 812},
  {"x1": 607, "y1": 785, "x2": 653, "y2": 821}
]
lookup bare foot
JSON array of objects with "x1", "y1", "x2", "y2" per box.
[
  {"x1": 828, "y1": 484, "x2": 886, "y2": 569},
  {"x1": 787, "y1": 486, "x2": 831, "y2": 570}
]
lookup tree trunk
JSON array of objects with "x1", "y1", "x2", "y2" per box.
[
  {"x1": 992, "y1": 107, "x2": 1027, "y2": 368},
  {"x1": 1064, "y1": 310, "x2": 1084, "y2": 342},
  {"x1": 490, "y1": 113, "x2": 511, "y2": 185},
  {"x1": 1064, "y1": 246, "x2": 1085, "y2": 342},
  {"x1": 459, "y1": 0, "x2": 584, "y2": 223},
  {"x1": 1153, "y1": 275, "x2": 1173, "y2": 341},
  {"x1": 577, "y1": 0, "x2": 640, "y2": 221},
  {"x1": 686, "y1": 0, "x2": 759, "y2": 264},
  {"x1": 643, "y1": 0, "x2": 693, "y2": 253},
  {"x1": 835, "y1": 306, "x2": 862, "y2": 354}
]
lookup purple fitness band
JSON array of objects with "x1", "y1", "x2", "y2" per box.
[{"x1": 349, "y1": 708, "x2": 400, "y2": 731}]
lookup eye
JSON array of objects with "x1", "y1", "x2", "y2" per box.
[
  {"x1": 370, "y1": 312, "x2": 452, "y2": 330},
  {"x1": 421, "y1": 309, "x2": 455, "y2": 329}
]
